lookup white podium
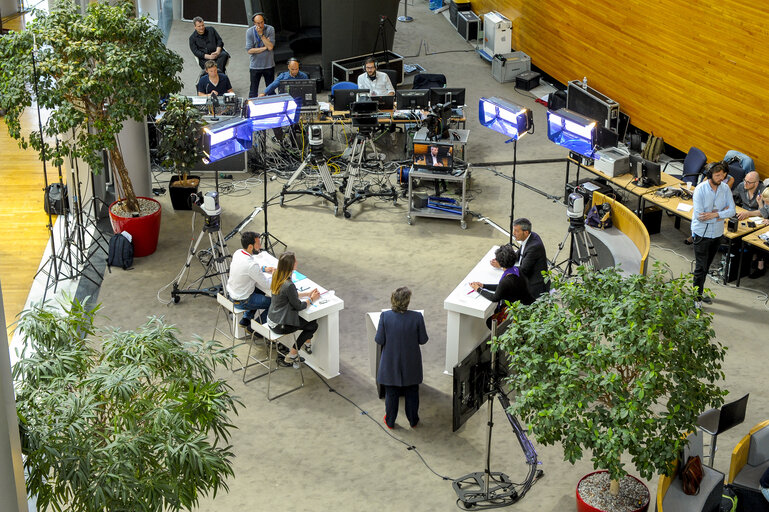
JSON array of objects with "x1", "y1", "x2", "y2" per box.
[{"x1": 443, "y1": 246, "x2": 501, "y2": 374}]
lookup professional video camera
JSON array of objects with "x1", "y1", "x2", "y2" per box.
[
  {"x1": 567, "y1": 192, "x2": 585, "y2": 221},
  {"x1": 191, "y1": 191, "x2": 222, "y2": 231},
  {"x1": 308, "y1": 124, "x2": 324, "y2": 154},
  {"x1": 425, "y1": 102, "x2": 452, "y2": 140}
]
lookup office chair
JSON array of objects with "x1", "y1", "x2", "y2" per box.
[
  {"x1": 667, "y1": 146, "x2": 707, "y2": 186},
  {"x1": 697, "y1": 393, "x2": 749, "y2": 467},
  {"x1": 381, "y1": 68, "x2": 399, "y2": 90},
  {"x1": 413, "y1": 73, "x2": 447, "y2": 90},
  {"x1": 330, "y1": 81, "x2": 356, "y2": 99}
]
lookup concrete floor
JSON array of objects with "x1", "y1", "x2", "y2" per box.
[{"x1": 93, "y1": 3, "x2": 769, "y2": 510}]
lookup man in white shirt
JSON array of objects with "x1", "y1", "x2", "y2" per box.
[
  {"x1": 226, "y1": 231, "x2": 275, "y2": 332},
  {"x1": 357, "y1": 58, "x2": 394, "y2": 97}
]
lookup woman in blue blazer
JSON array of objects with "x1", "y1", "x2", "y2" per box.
[{"x1": 375, "y1": 287, "x2": 429, "y2": 429}]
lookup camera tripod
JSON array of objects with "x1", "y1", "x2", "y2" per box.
[
  {"x1": 341, "y1": 129, "x2": 397, "y2": 219},
  {"x1": 170, "y1": 205, "x2": 230, "y2": 303},
  {"x1": 551, "y1": 217, "x2": 599, "y2": 276},
  {"x1": 280, "y1": 146, "x2": 340, "y2": 215}
]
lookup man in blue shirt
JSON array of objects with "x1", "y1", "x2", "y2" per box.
[
  {"x1": 259, "y1": 58, "x2": 309, "y2": 97},
  {"x1": 691, "y1": 161, "x2": 735, "y2": 305}
]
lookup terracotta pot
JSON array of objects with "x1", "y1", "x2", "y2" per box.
[
  {"x1": 108, "y1": 197, "x2": 162, "y2": 258},
  {"x1": 576, "y1": 471, "x2": 649, "y2": 512}
]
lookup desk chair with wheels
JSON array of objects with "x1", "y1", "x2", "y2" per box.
[
  {"x1": 697, "y1": 392, "x2": 749, "y2": 467},
  {"x1": 249, "y1": 319, "x2": 305, "y2": 401},
  {"x1": 330, "y1": 81, "x2": 357, "y2": 101},
  {"x1": 663, "y1": 146, "x2": 707, "y2": 186}
]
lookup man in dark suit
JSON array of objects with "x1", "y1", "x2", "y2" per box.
[{"x1": 493, "y1": 218, "x2": 549, "y2": 298}]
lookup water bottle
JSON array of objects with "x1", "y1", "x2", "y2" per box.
[{"x1": 582, "y1": 76, "x2": 588, "y2": 89}]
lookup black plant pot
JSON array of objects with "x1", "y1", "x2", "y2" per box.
[{"x1": 169, "y1": 175, "x2": 200, "y2": 210}]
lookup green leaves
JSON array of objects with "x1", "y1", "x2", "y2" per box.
[
  {"x1": 156, "y1": 95, "x2": 206, "y2": 180},
  {"x1": 495, "y1": 263, "x2": 727, "y2": 482},
  {"x1": 14, "y1": 298, "x2": 241, "y2": 512}
]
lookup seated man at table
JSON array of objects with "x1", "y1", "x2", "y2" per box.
[
  {"x1": 189, "y1": 17, "x2": 229, "y2": 73},
  {"x1": 226, "y1": 231, "x2": 274, "y2": 333},
  {"x1": 415, "y1": 146, "x2": 447, "y2": 167},
  {"x1": 196, "y1": 61, "x2": 233, "y2": 97},
  {"x1": 493, "y1": 218, "x2": 550, "y2": 299},
  {"x1": 259, "y1": 57, "x2": 309, "y2": 97},
  {"x1": 357, "y1": 58, "x2": 394, "y2": 97}
]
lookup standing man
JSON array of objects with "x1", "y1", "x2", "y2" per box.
[
  {"x1": 260, "y1": 57, "x2": 309, "y2": 96},
  {"x1": 246, "y1": 12, "x2": 275, "y2": 99},
  {"x1": 357, "y1": 57, "x2": 394, "y2": 97},
  {"x1": 691, "y1": 161, "x2": 736, "y2": 306},
  {"x1": 375, "y1": 287, "x2": 428, "y2": 429},
  {"x1": 189, "y1": 17, "x2": 229, "y2": 73},
  {"x1": 493, "y1": 218, "x2": 550, "y2": 298},
  {"x1": 226, "y1": 231, "x2": 275, "y2": 333}
]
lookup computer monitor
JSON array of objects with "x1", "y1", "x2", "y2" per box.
[
  {"x1": 333, "y1": 88, "x2": 369, "y2": 112},
  {"x1": 396, "y1": 89, "x2": 430, "y2": 110},
  {"x1": 642, "y1": 159, "x2": 662, "y2": 187},
  {"x1": 629, "y1": 154, "x2": 643, "y2": 178},
  {"x1": 279, "y1": 79, "x2": 317, "y2": 108},
  {"x1": 429, "y1": 87, "x2": 466, "y2": 108},
  {"x1": 373, "y1": 94, "x2": 395, "y2": 110},
  {"x1": 412, "y1": 142, "x2": 453, "y2": 171}
]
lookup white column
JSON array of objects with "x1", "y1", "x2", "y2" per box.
[
  {"x1": 0, "y1": 0, "x2": 18, "y2": 17},
  {"x1": 0, "y1": 282, "x2": 29, "y2": 512},
  {"x1": 116, "y1": 118, "x2": 152, "y2": 199}
]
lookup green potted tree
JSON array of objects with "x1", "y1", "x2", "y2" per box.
[
  {"x1": 157, "y1": 95, "x2": 206, "y2": 210},
  {"x1": 494, "y1": 263, "x2": 727, "y2": 512},
  {"x1": 13, "y1": 297, "x2": 241, "y2": 512},
  {"x1": 0, "y1": 0, "x2": 184, "y2": 257}
]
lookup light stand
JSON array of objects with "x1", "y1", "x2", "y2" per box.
[
  {"x1": 397, "y1": 0, "x2": 414, "y2": 23},
  {"x1": 371, "y1": 15, "x2": 397, "y2": 65},
  {"x1": 452, "y1": 320, "x2": 543, "y2": 509}
]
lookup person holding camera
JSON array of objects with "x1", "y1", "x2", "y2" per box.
[{"x1": 691, "y1": 161, "x2": 735, "y2": 305}]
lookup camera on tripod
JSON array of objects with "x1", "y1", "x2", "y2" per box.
[
  {"x1": 308, "y1": 124, "x2": 324, "y2": 154},
  {"x1": 567, "y1": 192, "x2": 585, "y2": 220},
  {"x1": 191, "y1": 191, "x2": 223, "y2": 231}
]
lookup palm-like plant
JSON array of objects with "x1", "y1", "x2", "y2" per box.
[{"x1": 14, "y1": 298, "x2": 241, "y2": 512}]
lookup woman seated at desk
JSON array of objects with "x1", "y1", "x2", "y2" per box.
[
  {"x1": 267, "y1": 252, "x2": 320, "y2": 366},
  {"x1": 469, "y1": 244, "x2": 534, "y2": 328}
]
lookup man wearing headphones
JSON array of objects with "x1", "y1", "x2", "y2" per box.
[
  {"x1": 260, "y1": 58, "x2": 309, "y2": 97},
  {"x1": 357, "y1": 57, "x2": 394, "y2": 97},
  {"x1": 691, "y1": 161, "x2": 735, "y2": 307},
  {"x1": 246, "y1": 12, "x2": 275, "y2": 98}
]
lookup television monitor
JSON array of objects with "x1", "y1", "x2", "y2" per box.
[
  {"x1": 279, "y1": 79, "x2": 317, "y2": 108},
  {"x1": 429, "y1": 87, "x2": 466, "y2": 108},
  {"x1": 373, "y1": 94, "x2": 395, "y2": 110},
  {"x1": 413, "y1": 142, "x2": 454, "y2": 171},
  {"x1": 333, "y1": 88, "x2": 369, "y2": 112},
  {"x1": 396, "y1": 89, "x2": 430, "y2": 110},
  {"x1": 641, "y1": 159, "x2": 662, "y2": 187}
]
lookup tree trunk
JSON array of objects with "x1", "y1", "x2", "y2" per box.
[
  {"x1": 108, "y1": 145, "x2": 140, "y2": 213},
  {"x1": 609, "y1": 478, "x2": 620, "y2": 496}
]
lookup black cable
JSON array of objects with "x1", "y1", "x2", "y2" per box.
[{"x1": 303, "y1": 365, "x2": 456, "y2": 482}]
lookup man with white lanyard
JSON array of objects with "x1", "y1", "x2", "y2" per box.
[
  {"x1": 226, "y1": 231, "x2": 275, "y2": 333},
  {"x1": 691, "y1": 161, "x2": 735, "y2": 307}
]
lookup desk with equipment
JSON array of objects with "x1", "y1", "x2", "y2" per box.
[
  {"x1": 254, "y1": 252, "x2": 345, "y2": 379},
  {"x1": 443, "y1": 246, "x2": 502, "y2": 375},
  {"x1": 736, "y1": 225, "x2": 769, "y2": 286}
]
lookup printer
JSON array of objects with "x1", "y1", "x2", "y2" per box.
[{"x1": 594, "y1": 147, "x2": 630, "y2": 177}]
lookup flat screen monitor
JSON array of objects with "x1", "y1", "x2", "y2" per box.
[
  {"x1": 429, "y1": 87, "x2": 466, "y2": 108},
  {"x1": 373, "y1": 94, "x2": 395, "y2": 110},
  {"x1": 629, "y1": 154, "x2": 643, "y2": 178},
  {"x1": 642, "y1": 159, "x2": 662, "y2": 187},
  {"x1": 396, "y1": 89, "x2": 429, "y2": 110},
  {"x1": 333, "y1": 88, "x2": 369, "y2": 112},
  {"x1": 279, "y1": 79, "x2": 317, "y2": 108},
  {"x1": 413, "y1": 142, "x2": 453, "y2": 171}
]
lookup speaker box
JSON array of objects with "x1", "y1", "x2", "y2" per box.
[
  {"x1": 642, "y1": 206, "x2": 662, "y2": 235},
  {"x1": 412, "y1": 193, "x2": 428, "y2": 209},
  {"x1": 515, "y1": 71, "x2": 540, "y2": 91}
]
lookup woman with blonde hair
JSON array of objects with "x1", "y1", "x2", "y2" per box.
[{"x1": 267, "y1": 252, "x2": 320, "y2": 366}]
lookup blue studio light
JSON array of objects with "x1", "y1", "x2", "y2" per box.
[
  {"x1": 202, "y1": 117, "x2": 253, "y2": 163},
  {"x1": 546, "y1": 108, "x2": 598, "y2": 158},
  {"x1": 246, "y1": 93, "x2": 302, "y2": 132},
  {"x1": 478, "y1": 96, "x2": 533, "y2": 140}
]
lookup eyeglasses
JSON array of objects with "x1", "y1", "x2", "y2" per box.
[{"x1": 745, "y1": 180, "x2": 758, "y2": 184}]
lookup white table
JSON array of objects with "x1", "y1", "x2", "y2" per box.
[
  {"x1": 443, "y1": 246, "x2": 501, "y2": 375},
  {"x1": 254, "y1": 252, "x2": 344, "y2": 379}
]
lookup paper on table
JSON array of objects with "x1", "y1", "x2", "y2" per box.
[{"x1": 677, "y1": 203, "x2": 693, "y2": 213}]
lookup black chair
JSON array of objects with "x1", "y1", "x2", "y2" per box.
[
  {"x1": 662, "y1": 146, "x2": 707, "y2": 186},
  {"x1": 697, "y1": 393, "x2": 749, "y2": 467},
  {"x1": 412, "y1": 73, "x2": 446, "y2": 90},
  {"x1": 381, "y1": 68, "x2": 399, "y2": 90}
]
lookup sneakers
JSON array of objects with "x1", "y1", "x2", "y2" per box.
[
  {"x1": 302, "y1": 341, "x2": 312, "y2": 354},
  {"x1": 239, "y1": 317, "x2": 251, "y2": 327},
  {"x1": 284, "y1": 352, "x2": 305, "y2": 369}
]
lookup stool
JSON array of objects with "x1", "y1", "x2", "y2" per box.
[
  {"x1": 697, "y1": 393, "x2": 749, "y2": 466},
  {"x1": 250, "y1": 319, "x2": 304, "y2": 401},
  {"x1": 212, "y1": 293, "x2": 250, "y2": 372}
]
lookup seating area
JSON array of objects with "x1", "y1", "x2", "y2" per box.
[{"x1": 728, "y1": 420, "x2": 769, "y2": 511}]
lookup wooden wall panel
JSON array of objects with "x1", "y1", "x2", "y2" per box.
[{"x1": 472, "y1": 0, "x2": 769, "y2": 178}]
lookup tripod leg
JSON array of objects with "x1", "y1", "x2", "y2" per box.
[{"x1": 284, "y1": 156, "x2": 311, "y2": 189}]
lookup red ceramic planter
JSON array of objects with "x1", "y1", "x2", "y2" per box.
[
  {"x1": 108, "y1": 197, "x2": 162, "y2": 257},
  {"x1": 576, "y1": 471, "x2": 649, "y2": 512}
]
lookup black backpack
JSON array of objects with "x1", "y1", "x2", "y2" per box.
[{"x1": 107, "y1": 233, "x2": 134, "y2": 271}]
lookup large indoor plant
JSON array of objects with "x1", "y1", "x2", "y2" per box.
[
  {"x1": 494, "y1": 263, "x2": 727, "y2": 511},
  {"x1": 0, "y1": 0, "x2": 183, "y2": 254},
  {"x1": 157, "y1": 94, "x2": 206, "y2": 210},
  {"x1": 13, "y1": 298, "x2": 241, "y2": 512}
]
